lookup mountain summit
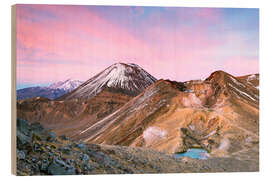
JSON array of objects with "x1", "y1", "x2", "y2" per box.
[
  {"x1": 49, "y1": 79, "x2": 83, "y2": 91},
  {"x1": 59, "y1": 63, "x2": 157, "y2": 100}
]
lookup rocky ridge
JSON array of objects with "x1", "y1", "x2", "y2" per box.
[{"x1": 16, "y1": 118, "x2": 258, "y2": 175}]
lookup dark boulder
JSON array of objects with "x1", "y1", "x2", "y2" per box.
[
  {"x1": 40, "y1": 159, "x2": 50, "y2": 171},
  {"x1": 59, "y1": 146, "x2": 72, "y2": 155},
  {"x1": 17, "y1": 130, "x2": 31, "y2": 148},
  {"x1": 17, "y1": 119, "x2": 31, "y2": 136},
  {"x1": 77, "y1": 143, "x2": 86, "y2": 151},
  {"x1": 79, "y1": 153, "x2": 90, "y2": 162},
  {"x1": 48, "y1": 158, "x2": 76, "y2": 175},
  {"x1": 46, "y1": 132, "x2": 56, "y2": 142},
  {"x1": 17, "y1": 150, "x2": 26, "y2": 160}
]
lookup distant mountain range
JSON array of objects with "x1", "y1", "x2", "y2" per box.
[
  {"x1": 17, "y1": 79, "x2": 83, "y2": 100},
  {"x1": 17, "y1": 62, "x2": 259, "y2": 170}
]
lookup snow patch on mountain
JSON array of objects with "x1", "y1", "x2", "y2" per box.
[
  {"x1": 247, "y1": 74, "x2": 257, "y2": 81},
  {"x1": 230, "y1": 76, "x2": 246, "y2": 89},
  {"x1": 246, "y1": 74, "x2": 259, "y2": 90},
  {"x1": 62, "y1": 63, "x2": 157, "y2": 100},
  {"x1": 255, "y1": 85, "x2": 259, "y2": 90},
  {"x1": 228, "y1": 83, "x2": 258, "y2": 102},
  {"x1": 49, "y1": 79, "x2": 83, "y2": 91}
]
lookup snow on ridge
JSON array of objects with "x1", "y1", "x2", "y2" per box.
[
  {"x1": 247, "y1": 74, "x2": 257, "y2": 81},
  {"x1": 228, "y1": 83, "x2": 257, "y2": 102},
  {"x1": 66, "y1": 62, "x2": 157, "y2": 99},
  {"x1": 246, "y1": 74, "x2": 259, "y2": 90},
  {"x1": 91, "y1": 62, "x2": 156, "y2": 90},
  {"x1": 230, "y1": 76, "x2": 246, "y2": 89},
  {"x1": 49, "y1": 79, "x2": 83, "y2": 91}
]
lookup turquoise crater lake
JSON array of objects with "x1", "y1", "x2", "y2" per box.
[{"x1": 174, "y1": 148, "x2": 209, "y2": 160}]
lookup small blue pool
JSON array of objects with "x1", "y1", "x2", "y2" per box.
[{"x1": 174, "y1": 148, "x2": 209, "y2": 160}]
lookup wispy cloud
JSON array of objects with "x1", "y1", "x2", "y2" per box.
[{"x1": 16, "y1": 5, "x2": 259, "y2": 86}]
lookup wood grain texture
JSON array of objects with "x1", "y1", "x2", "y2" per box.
[{"x1": 11, "y1": 4, "x2": 16, "y2": 175}]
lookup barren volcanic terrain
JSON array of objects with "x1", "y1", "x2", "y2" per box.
[
  {"x1": 75, "y1": 71, "x2": 259, "y2": 157},
  {"x1": 17, "y1": 63, "x2": 157, "y2": 136},
  {"x1": 16, "y1": 63, "x2": 259, "y2": 173}
]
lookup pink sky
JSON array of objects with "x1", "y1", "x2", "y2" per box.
[{"x1": 16, "y1": 5, "x2": 259, "y2": 88}]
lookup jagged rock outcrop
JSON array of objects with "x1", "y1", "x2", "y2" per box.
[{"x1": 16, "y1": 119, "x2": 258, "y2": 175}]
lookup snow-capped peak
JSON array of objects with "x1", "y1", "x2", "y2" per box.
[
  {"x1": 49, "y1": 79, "x2": 83, "y2": 91},
  {"x1": 60, "y1": 62, "x2": 157, "y2": 100},
  {"x1": 101, "y1": 63, "x2": 156, "y2": 89}
]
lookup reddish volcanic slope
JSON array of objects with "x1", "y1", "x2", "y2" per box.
[
  {"x1": 17, "y1": 63, "x2": 259, "y2": 160},
  {"x1": 17, "y1": 88, "x2": 132, "y2": 134},
  {"x1": 72, "y1": 71, "x2": 259, "y2": 158},
  {"x1": 17, "y1": 63, "x2": 157, "y2": 136}
]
